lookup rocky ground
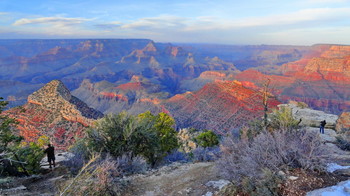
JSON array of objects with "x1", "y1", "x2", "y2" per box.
[
  {"x1": 0, "y1": 153, "x2": 73, "y2": 196},
  {"x1": 1, "y1": 105, "x2": 350, "y2": 196},
  {"x1": 123, "y1": 162, "x2": 224, "y2": 196},
  {"x1": 1, "y1": 132, "x2": 349, "y2": 196},
  {"x1": 0, "y1": 167, "x2": 68, "y2": 196}
]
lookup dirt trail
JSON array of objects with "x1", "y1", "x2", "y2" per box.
[
  {"x1": 0, "y1": 167, "x2": 68, "y2": 196},
  {"x1": 124, "y1": 162, "x2": 222, "y2": 196}
]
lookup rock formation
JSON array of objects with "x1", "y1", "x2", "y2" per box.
[
  {"x1": 72, "y1": 78, "x2": 164, "y2": 115},
  {"x1": 5, "y1": 80, "x2": 103, "y2": 150},
  {"x1": 231, "y1": 44, "x2": 350, "y2": 114},
  {"x1": 74, "y1": 79, "x2": 281, "y2": 133},
  {"x1": 3, "y1": 39, "x2": 350, "y2": 117},
  {"x1": 278, "y1": 102, "x2": 338, "y2": 129},
  {"x1": 165, "y1": 80, "x2": 281, "y2": 133},
  {"x1": 336, "y1": 112, "x2": 350, "y2": 132}
]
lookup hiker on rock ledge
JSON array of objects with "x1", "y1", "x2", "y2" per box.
[
  {"x1": 320, "y1": 120, "x2": 326, "y2": 134},
  {"x1": 44, "y1": 144, "x2": 55, "y2": 168}
]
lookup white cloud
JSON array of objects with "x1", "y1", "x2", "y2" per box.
[
  {"x1": 197, "y1": 7, "x2": 350, "y2": 30},
  {"x1": 108, "y1": 7, "x2": 350, "y2": 44},
  {"x1": 121, "y1": 15, "x2": 188, "y2": 30},
  {"x1": 116, "y1": 7, "x2": 350, "y2": 33},
  {"x1": 10, "y1": 16, "x2": 97, "y2": 37},
  {"x1": 5, "y1": 6, "x2": 350, "y2": 44},
  {"x1": 13, "y1": 17, "x2": 89, "y2": 26}
]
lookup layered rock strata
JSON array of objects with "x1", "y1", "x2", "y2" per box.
[{"x1": 5, "y1": 80, "x2": 103, "y2": 150}]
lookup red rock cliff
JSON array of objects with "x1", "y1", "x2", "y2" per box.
[
  {"x1": 165, "y1": 80, "x2": 280, "y2": 134},
  {"x1": 5, "y1": 80, "x2": 103, "y2": 150}
]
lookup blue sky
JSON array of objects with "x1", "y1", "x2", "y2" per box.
[{"x1": 0, "y1": 0, "x2": 350, "y2": 45}]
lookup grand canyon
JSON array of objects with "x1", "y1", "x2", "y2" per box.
[
  {"x1": 2, "y1": 38, "x2": 350, "y2": 196},
  {"x1": 2, "y1": 39, "x2": 350, "y2": 133},
  {"x1": 3, "y1": 0, "x2": 350, "y2": 195}
]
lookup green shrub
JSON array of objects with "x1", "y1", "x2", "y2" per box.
[
  {"x1": 194, "y1": 130, "x2": 219, "y2": 148},
  {"x1": 0, "y1": 97, "x2": 22, "y2": 153},
  {"x1": 138, "y1": 111, "x2": 179, "y2": 164},
  {"x1": 86, "y1": 112, "x2": 156, "y2": 162},
  {"x1": 268, "y1": 107, "x2": 300, "y2": 131},
  {"x1": 296, "y1": 101, "x2": 308, "y2": 109},
  {"x1": 15, "y1": 142, "x2": 45, "y2": 174},
  {"x1": 0, "y1": 98, "x2": 30, "y2": 176},
  {"x1": 83, "y1": 111, "x2": 178, "y2": 166}
]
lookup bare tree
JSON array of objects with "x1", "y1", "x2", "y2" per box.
[{"x1": 263, "y1": 78, "x2": 271, "y2": 127}]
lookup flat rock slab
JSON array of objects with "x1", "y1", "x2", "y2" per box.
[
  {"x1": 327, "y1": 163, "x2": 350, "y2": 173},
  {"x1": 0, "y1": 185, "x2": 27, "y2": 195},
  {"x1": 279, "y1": 104, "x2": 338, "y2": 129},
  {"x1": 305, "y1": 127, "x2": 337, "y2": 143},
  {"x1": 306, "y1": 180, "x2": 350, "y2": 196}
]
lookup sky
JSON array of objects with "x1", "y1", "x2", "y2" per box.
[{"x1": 0, "y1": 0, "x2": 350, "y2": 45}]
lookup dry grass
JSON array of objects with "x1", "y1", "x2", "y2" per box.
[{"x1": 59, "y1": 154, "x2": 122, "y2": 196}]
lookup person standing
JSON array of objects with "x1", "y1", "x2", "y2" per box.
[
  {"x1": 44, "y1": 144, "x2": 55, "y2": 168},
  {"x1": 320, "y1": 120, "x2": 326, "y2": 134}
]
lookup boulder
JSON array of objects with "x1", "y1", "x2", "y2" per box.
[
  {"x1": 0, "y1": 185, "x2": 27, "y2": 195},
  {"x1": 306, "y1": 180, "x2": 350, "y2": 196},
  {"x1": 278, "y1": 103, "x2": 338, "y2": 129},
  {"x1": 304, "y1": 127, "x2": 337, "y2": 143},
  {"x1": 336, "y1": 112, "x2": 350, "y2": 132}
]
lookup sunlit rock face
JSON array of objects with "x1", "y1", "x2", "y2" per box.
[
  {"x1": 5, "y1": 80, "x2": 103, "y2": 150},
  {"x1": 165, "y1": 80, "x2": 281, "y2": 134},
  {"x1": 279, "y1": 45, "x2": 350, "y2": 114},
  {"x1": 282, "y1": 45, "x2": 350, "y2": 82},
  {"x1": 3, "y1": 40, "x2": 350, "y2": 133},
  {"x1": 231, "y1": 45, "x2": 350, "y2": 114},
  {"x1": 73, "y1": 79, "x2": 280, "y2": 134},
  {"x1": 336, "y1": 112, "x2": 350, "y2": 132}
]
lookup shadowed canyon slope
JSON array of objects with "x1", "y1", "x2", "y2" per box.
[
  {"x1": 4, "y1": 79, "x2": 281, "y2": 141},
  {"x1": 73, "y1": 78, "x2": 280, "y2": 133},
  {"x1": 0, "y1": 39, "x2": 240, "y2": 106},
  {"x1": 2, "y1": 39, "x2": 350, "y2": 129},
  {"x1": 72, "y1": 77, "x2": 165, "y2": 115},
  {"x1": 5, "y1": 80, "x2": 103, "y2": 150}
]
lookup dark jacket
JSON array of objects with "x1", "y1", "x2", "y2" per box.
[
  {"x1": 44, "y1": 146, "x2": 55, "y2": 158},
  {"x1": 320, "y1": 120, "x2": 326, "y2": 127}
]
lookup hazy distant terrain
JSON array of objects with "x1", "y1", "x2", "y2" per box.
[{"x1": 2, "y1": 39, "x2": 350, "y2": 121}]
